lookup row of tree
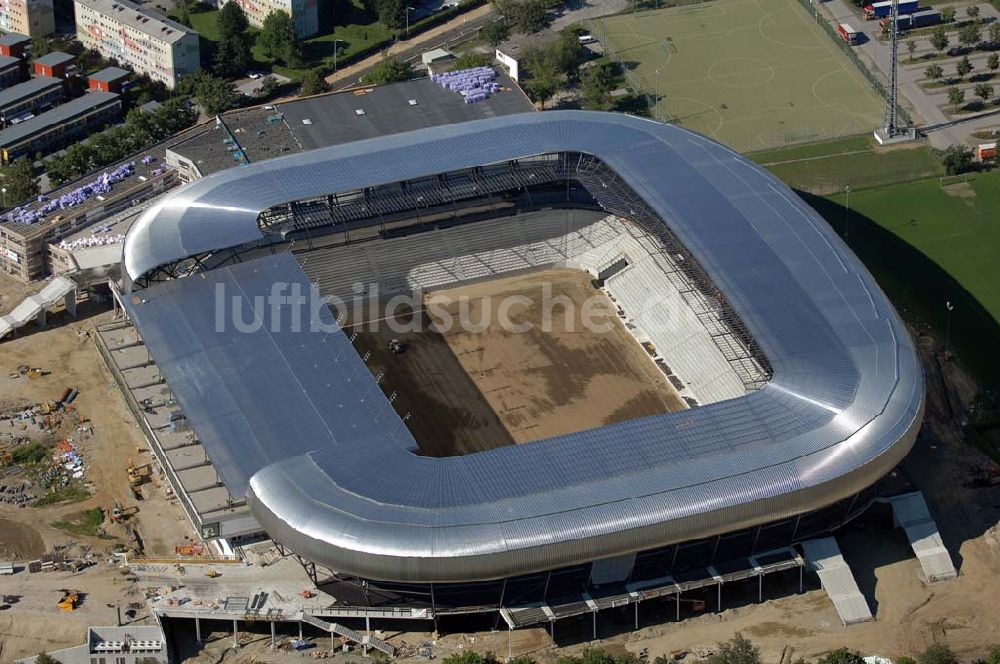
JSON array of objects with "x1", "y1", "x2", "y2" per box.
[
  {"x1": 45, "y1": 99, "x2": 197, "y2": 186},
  {"x1": 925, "y1": 53, "x2": 1000, "y2": 83},
  {"x1": 436, "y1": 640, "x2": 1000, "y2": 664},
  {"x1": 922, "y1": 21, "x2": 1000, "y2": 57},
  {"x1": 213, "y1": 1, "x2": 305, "y2": 77}
]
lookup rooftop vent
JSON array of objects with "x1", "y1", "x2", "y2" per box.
[
  {"x1": 408, "y1": 99, "x2": 418, "y2": 106},
  {"x1": 355, "y1": 108, "x2": 365, "y2": 116},
  {"x1": 301, "y1": 118, "x2": 312, "y2": 125}
]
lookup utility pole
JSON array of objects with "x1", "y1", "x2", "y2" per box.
[
  {"x1": 406, "y1": 6, "x2": 415, "y2": 38},
  {"x1": 333, "y1": 38, "x2": 344, "y2": 72},
  {"x1": 945, "y1": 301, "x2": 954, "y2": 359}
]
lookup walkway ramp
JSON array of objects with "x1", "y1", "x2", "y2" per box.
[
  {"x1": 889, "y1": 491, "x2": 958, "y2": 582},
  {"x1": 801, "y1": 537, "x2": 873, "y2": 625},
  {"x1": 302, "y1": 613, "x2": 395, "y2": 656},
  {"x1": 0, "y1": 275, "x2": 77, "y2": 340}
]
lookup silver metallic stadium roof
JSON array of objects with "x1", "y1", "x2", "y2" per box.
[{"x1": 123, "y1": 111, "x2": 924, "y2": 583}]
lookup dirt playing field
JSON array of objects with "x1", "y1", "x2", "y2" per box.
[{"x1": 344, "y1": 268, "x2": 684, "y2": 456}]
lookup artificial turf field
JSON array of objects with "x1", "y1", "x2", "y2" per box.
[{"x1": 592, "y1": 0, "x2": 885, "y2": 151}]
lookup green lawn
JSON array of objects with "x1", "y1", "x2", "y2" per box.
[
  {"x1": 52, "y1": 508, "x2": 106, "y2": 538},
  {"x1": 756, "y1": 137, "x2": 998, "y2": 394},
  {"x1": 753, "y1": 135, "x2": 945, "y2": 193},
  {"x1": 591, "y1": 0, "x2": 885, "y2": 151},
  {"x1": 801, "y1": 172, "x2": 1000, "y2": 390},
  {"x1": 177, "y1": 1, "x2": 394, "y2": 79}
]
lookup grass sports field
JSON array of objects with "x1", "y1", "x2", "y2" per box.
[
  {"x1": 756, "y1": 136, "x2": 999, "y2": 390},
  {"x1": 592, "y1": 0, "x2": 885, "y2": 151}
]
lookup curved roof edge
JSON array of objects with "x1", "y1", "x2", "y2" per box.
[{"x1": 126, "y1": 111, "x2": 925, "y2": 583}]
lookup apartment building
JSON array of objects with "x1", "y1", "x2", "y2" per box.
[
  {"x1": 0, "y1": 90, "x2": 121, "y2": 163},
  {"x1": 0, "y1": 75, "x2": 63, "y2": 124},
  {"x1": 73, "y1": 0, "x2": 200, "y2": 89},
  {"x1": 218, "y1": 0, "x2": 318, "y2": 39},
  {"x1": 0, "y1": 54, "x2": 21, "y2": 88},
  {"x1": 0, "y1": 0, "x2": 55, "y2": 38}
]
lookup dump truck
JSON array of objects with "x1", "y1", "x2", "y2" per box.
[{"x1": 864, "y1": 0, "x2": 917, "y2": 19}]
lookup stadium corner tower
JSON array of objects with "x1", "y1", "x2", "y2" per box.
[{"x1": 122, "y1": 111, "x2": 923, "y2": 606}]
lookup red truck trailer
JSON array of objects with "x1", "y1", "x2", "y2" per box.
[
  {"x1": 880, "y1": 8, "x2": 940, "y2": 31},
  {"x1": 864, "y1": 0, "x2": 918, "y2": 19},
  {"x1": 838, "y1": 23, "x2": 861, "y2": 44}
]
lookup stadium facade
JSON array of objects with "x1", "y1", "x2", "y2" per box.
[{"x1": 121, "y1": 111, "x2": 923, "y2": 609}]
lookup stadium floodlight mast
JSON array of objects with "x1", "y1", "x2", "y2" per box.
[{"x1": 883, "y1": 0, "x2": 902, "y2": 137}]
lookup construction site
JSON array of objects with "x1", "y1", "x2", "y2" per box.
[{"x1": 0, "y1": 89, "x2": 995, "y2": 664}]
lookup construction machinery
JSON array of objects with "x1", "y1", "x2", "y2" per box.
[
  {"x1": 9, "y1": 366, "x2": 46, "y2": 380},
  {"x1": 205, "y1": 568, "x2": 220, "y2": 578},
  {"x1": 57, "y1": 590, "x2": 78, "y2": 611},
  {"x1": 126, "y1": 459, "x2": 151, "y2": 486}
]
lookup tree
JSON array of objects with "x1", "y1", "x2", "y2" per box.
[
  {"x1": 443, "y1": 652, "x2": 504, "y2": 664},
  {"x1": 984, "y1": 646, "x2": 1000, "y2": 664},
  {"x1": 988, "y1": 52, "x2": 999, "y2": 73},
  {"x1": 705, "y1": 634, "x2": 761, "y2": 664},
  {"x1": 35, "y1": 653, "x2": 63, "y2": 664},
  {"x1": 215, "y1": 1, "x2": 255, "y2": 77},
  {"x1": 2, "y1": 157, "x2": 40, "y2": 207},
  {"x1": 522, "y1": 64, "x2": 558, "y2": 107},
  {"x1": 31, "y1": 36, "x2": 51, "y2": 58},
  {"x1": 958, "y1": 23, "x2": 981, "y2": 48},
  {"x1": 917, "y1": 644, "x2": 959, "y2": 664},
  {"x1": 361, "y1": 56, "x2": 412, "y2": 85},
  {"x1": 940, "y1": 5, "x2": 955, "y2": 22},
  {"x1": 956, "y1": 55, "x2": 973, "y2": 78},
  {"x1": 581, "y1": 61, "x2": 617, "y2": 110},
  {"x1": 925, "y1": 63, "x2": 943, "y2": 81},
  {"x1": 299, "y1": 68, "x2": 329, "y2": 96},
  {"x1": 930, "y1": 26, "x2": 949, "y2": 53},
  {"x1": 500, "y1": 0, "x2": 549, "y2": 34},
  {"x1": 907, "y1": 40, "x2": 916, "y2": 60},
  {"x1": 451, "y1": 52, "x2": 492, "y2": 69},
  {"x1": 259, "y1": 74, "x2": 280, "y2": 97},
  {"x1": 551, "y1": 28, "x2": 583, "y2": 79},
  {"x1": 482, "y1": 20, "x2": 510, "y2": 47},
  {"x1": 815, "y1": 649, "x2": 865, "y2": 664},
  {"x1": 258, "y1": 10, "x2": 304, "y2": 67},
  {"x1": 966, "y1": 4, "x2": 980, "y2": 19},
  {"x1": 990, "y1": 22, "x2": 1000, "y2": 45},
  {"x1": 179, "y1": 71, "x2": 240, "y2": 115},
  {"x1": 947, "y1": 86, "x2": 965, "y2": 109},
  {"x1": 974, "y1": 82, "x2": 993, "y2": 103}
]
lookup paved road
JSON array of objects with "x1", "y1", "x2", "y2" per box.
[
  {"x1": 820, "y1": 0, "x2": 999, "y2": 147},
  {"x1": 326, "y1": 5, "x2": 498, "y2": 90}
]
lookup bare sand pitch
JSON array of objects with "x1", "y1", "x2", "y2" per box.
[{"x1": 344, "y1": 268, "x2": 684, "y2": 457}]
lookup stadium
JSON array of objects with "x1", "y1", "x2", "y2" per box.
[{"x1": 118, "y1": 110, "x2": 924, "y2": 625}]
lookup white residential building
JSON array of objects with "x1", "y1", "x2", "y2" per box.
[
  {"x1": 73, "y1": 0, "x2": 200, "y2": 89},
  {"x1": 218, "y1": 0, "x2": 319, "y2": 39},
  {"x1": 0, "y1": 0, "x2": 55, "y2": 37}
]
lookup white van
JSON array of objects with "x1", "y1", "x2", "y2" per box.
[{"x1": 578, "y1": 34, "x2": 597, "y2": 44}]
